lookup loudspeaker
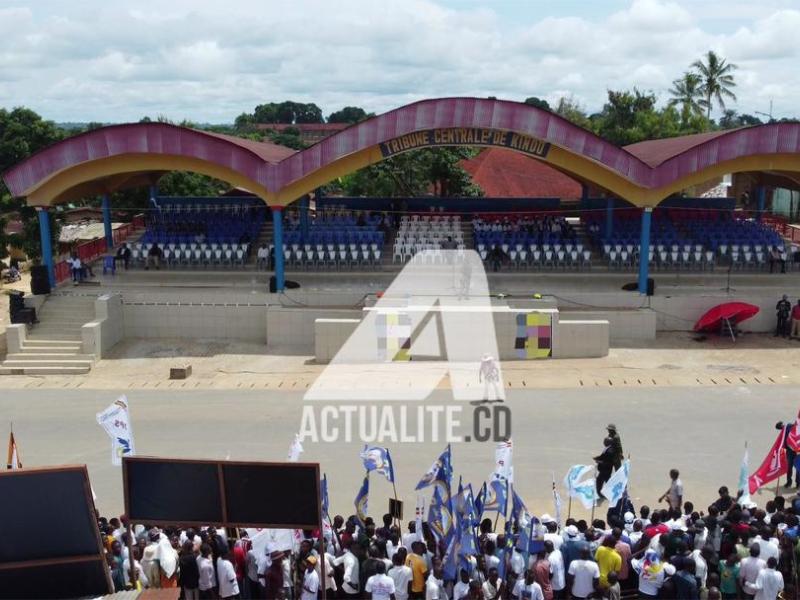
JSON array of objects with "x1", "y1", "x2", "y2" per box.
[
  {"x1": 646, "y1": 277, "x2": 655, "y2": 296},
  {"x1": 269, "y1": 277, "x2": 301, "y2": 293},
  {"x1": 30, "y1": 265, "x2": 51, "y2": 296}
]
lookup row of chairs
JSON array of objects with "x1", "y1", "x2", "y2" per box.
[
  {"x1": 477, "y1": 242, "x2": 585, "y2": 255},
  {"x1": 482, "y1": 249, "x2": 593, "y2": 270},
  {"x1": 130, "y1": 247, "x2": 248, "y2": 268},
  {"x1": 393, "y1": 244, "x2": 467, "y2": 263},
  {"x1": 282, "y1": 247, "x2": 381, "y2": 269}
]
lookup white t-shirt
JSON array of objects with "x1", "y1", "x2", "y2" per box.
[
  {"x1": 568, "y1": 559, "x2": 600, "y2": 599},
  {"x1": 544, "y1": 532, "x2": 563, "y2": 551},
  {"x1": 741, "y1": 557, "x2": 768, "y2": 595},
  {"x1": 482, "y1": 577, "x2": 501, "y2": 600},
  {"x1": 512, "y1": 579, "x2": 545, "y2": 600},
  {"x1": 755, "y1": 536, "x2": 780, "y2": 563},
  {"x1": 668, "y1": 479, "x2": 683, "y2": 508},
  {"x1": 333, "y1": 551, "x2": 360, "y2": 594},
  {"x1": 754, "y1": 568, "x2": 784, "y2": 600},
  {"x1": 483, "y1": 554, "x2": 500, "y2": 572},
  {"x1": 632, "y1": 558, "x2": 675, "y2": 596},
  {"x1": 453, "y1": 580, "x2": 470, "y2": 600},
  {"x1": 324, "y1": 552, "x2": 338, "y2": 591},
  {"x1": 548, "y1": 549, "x2": 566, "y2": 591},
  {"x1": 366, "y1": 573, "x2": 397, "y2": 600},
  {"x1": 389, "y1": 564, "x2": 413, "y2": 600},
  {"x1": 301, "y1": 569, "x2": 320, "y2": 600},
  {"x1": 426, "y1": 574, "x2": 446, "y2": 600},
  {"x1": 197, "y1": 555, "x2": 216, "y2": 591},
  {"x1": 216, "y1": 557, "x2": 240, "y2": 598}
]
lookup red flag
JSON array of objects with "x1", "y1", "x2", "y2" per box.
[
  {"x1": 749, "y1": 430, "x2": 787, "y2": 493},
  {"x1": 6, "y1": 430, "x2": 21, "y2": 470}
]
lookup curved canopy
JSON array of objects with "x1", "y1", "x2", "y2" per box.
[{"x1": 5, "y1": 97, "x2": 800, "y2": 207}]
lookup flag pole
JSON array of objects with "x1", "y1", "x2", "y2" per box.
[
  {"x1": 388, "y1": 450, "x2": 401, "y2": 528},
  {"x1": 567, "y1": 496, "x2": 572, "y2": 521},
  {"x1": 126, "y1": 522, "x2": 137, "y2": 589}
]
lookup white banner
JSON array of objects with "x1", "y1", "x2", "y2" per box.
[
  {"x1": 96, "y1": 395, "x2": 135, "y2": 466},
  {"x1": 492, "y1": 439, "x2": 514, "y2": 483}
]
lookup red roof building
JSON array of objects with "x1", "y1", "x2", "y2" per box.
[{"x1": 460, "y1": 147, "x2": 582, "y2": 198}]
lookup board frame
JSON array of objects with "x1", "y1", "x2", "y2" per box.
[{"x1": 0, "y1": 465, "x2": 113, "y2": 596}]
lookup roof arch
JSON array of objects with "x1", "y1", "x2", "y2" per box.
[
  {"x1": 5, "y1": 98, "x2": 800, "y2": 208},
  {"x1": 3, "y1": 122, "x2": 295, "y2": 205}
]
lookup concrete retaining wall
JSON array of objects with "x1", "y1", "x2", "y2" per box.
[
  {"x1": 5, "y1": 324, "x2": 26, "y2": 354},
  {"x1": 559, "y1": 309, "x2": 656, "y2": 341},
  {"x1": 82, "y1": 294, "x2": 124, "y2": 358},
  {"x1": 122, "y1": 295, "x2": 267, "y2": 344},
  {"x1": 267, "y1": 307, "x2": 362, "y2": 352},
  {"x1": 553, "y1": 320, "x2": 610, "y2": 358},
  {"x1": 314, "y1": 318, "x2": 361, "y2": 362}
]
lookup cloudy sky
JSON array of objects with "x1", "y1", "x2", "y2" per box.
[{"x1": 1, "y1": 0, "x2": 798, "y2": 123}]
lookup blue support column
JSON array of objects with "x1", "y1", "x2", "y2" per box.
[
  {"x1": 580, "y1": 184, "x2": 589, "y2": 211},
  {"x1": 605, "y1": 198, "x2": 614, "y2": 239},
  {"x1": 299, "y1": 195, "x2": 309, "y2": 243},
  {"x1": 272, "y1": 206, "x2": 285, "y2": 293},
  {"x1": 756, "y1": 185, "x2": 766, "y2": 221},
  {"x1": 102, "y1": 194, "x2": 113, "y2": 250},
  {"x1": 37, "y1": 207, "x2": 55, "y2": 288},
  {"x1": 638, "y1": 208, "x2": 652, "y2": 295}
]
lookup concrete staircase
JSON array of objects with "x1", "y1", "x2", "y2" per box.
[{"x1": 0, "y1": 294, "x2": 97, "y2": 375}]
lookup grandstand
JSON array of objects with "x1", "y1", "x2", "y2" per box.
[{"x1": 121, "y1": 196, "x2": 796, "y2": 274}]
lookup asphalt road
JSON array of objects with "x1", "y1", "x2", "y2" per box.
[{"x1": 1, "y1": 386, "x2": 795, "y2": 522}]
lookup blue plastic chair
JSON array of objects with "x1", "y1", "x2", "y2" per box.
[{"x1": 103, "y1": 255, "x2": 116, "y2": 276}]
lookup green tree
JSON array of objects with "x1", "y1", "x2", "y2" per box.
[
  {"x1": 524, "y1": 97, "x2": 551, "y2": 111},
  {"x1": 327, "y1": 106, "x2": 373, "y2": 124},
  {"x1": 553, "y1": 96, "x2": 592, "y2": 129},
  {"x1": 719, "y1": 110, "x2": 763, "y2": 130},
  {"x1": 668, "y1": 72, "x2": 706, "y2": 126},
  {"x1": 0, "y1": 107, "x2": 65, "y2": 261},
  {"x1": 252, "y1": 101, "x2": 324, "y2": 124},
  {"x1": 691, "y1": 50, "x2": 737, "y2": 121},
  {"x1": 338, "y1": 148, "x2": 482, "y2": 197}
]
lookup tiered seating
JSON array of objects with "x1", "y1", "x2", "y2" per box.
[
  {"x1": 586, "y1": 209, "x2": 787, "y2": 271},
  {"x1": 283, "y1": 208, "x2": 386, "y2": 269},
  {"x1": 473, "y1": 214, "x2": 589, "y2": 270},
  {"x1": 392, "y1": 214, "x2": 463, "y2": 263},
  {"x1": 132, "y1": 199, "x2": 264, "y2": 268}
]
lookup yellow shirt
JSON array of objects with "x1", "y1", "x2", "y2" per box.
[
  {"x1": 595, "y1": 546, "x2": 622, "y2": 588},
  {"x1": 406, "y1": 553, "x2": 427, "y2": 593}
]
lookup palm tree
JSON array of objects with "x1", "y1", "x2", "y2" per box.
[
  {"x1": 691, "y1": 50, "x2": 737, "y2": 120},
  {"x1": 668, "y1": 72, "x2": 706, "y2": 125}
]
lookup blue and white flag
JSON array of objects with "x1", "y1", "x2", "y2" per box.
[
  {"x1": 475, "y1": 482, "x2": 487, "y2": 518},
  {"x1": 361, "y1": 445, "x2": 395, "y2": 482},
  {"x1": 563, "y1": 464, "x2": 593, "y2": 495},
  {"x1": 96, "y1": 396, "x2": 136, "y2": 467},
  {"x1": 354, "y1": 475, "x2": 369, "y2": 525},
  {"x1": 738, "y1": 445, "x2": 754, "y2": 507},
  {"x1": 601, "y1": 459, "x2": 630, "y2": 506},
  {"x1": 429, "y1": 486, "x2": 453, "y2": 540},
  {"x1": 484, "y1": 478, "x2": 509, "y2": 515},
  {"x1": 416, "y1": 445, "x2": 452, "y2": 490},
  {"x1": 573, "y1": 481, "x2": 598, "y2": 510}
]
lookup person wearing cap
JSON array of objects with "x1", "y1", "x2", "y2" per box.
[
  {"x1": 606, "y1": 425, "x2": 623, "y2": 469},
  {"x1": 300, "y1": 555, "x2": 320, "y2": 600},
  {"x1": 560, "y1": 525, "x2": 587, "y2": 572}
]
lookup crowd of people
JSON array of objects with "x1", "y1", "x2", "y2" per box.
[{"x1": 94, "y1": 431, "x2": 800, "y2": 600}]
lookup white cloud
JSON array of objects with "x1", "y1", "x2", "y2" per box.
[{"x1": 0, "y1": 0, "x2": 797, "y2": 122}]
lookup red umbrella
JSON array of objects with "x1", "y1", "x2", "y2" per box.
[{"x1": 694, "y1": 301, "x2": 760, "y2": 332}]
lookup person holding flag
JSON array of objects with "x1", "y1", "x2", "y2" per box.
[{"x1": 775, "y1": 412, "x2": 800, "y2": 488}]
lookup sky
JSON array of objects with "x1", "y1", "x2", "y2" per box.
[{"x1": 1, "y1": 0, "x2": 798, "y2": 123}]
